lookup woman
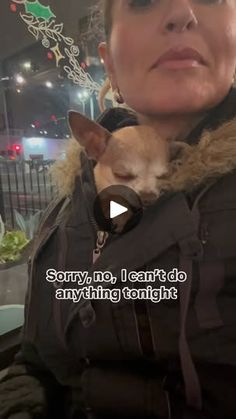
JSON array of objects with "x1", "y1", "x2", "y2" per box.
[{"x1": 1, "y1": 0, "x2": 236, "y2": 418}]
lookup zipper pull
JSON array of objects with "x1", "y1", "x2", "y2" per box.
[
  {"x1": 200, "y1": 222, "x2": 209, "y2": 245},
  {"x1": 93, "y1": 231, "x2": 109, "y2": 264}
]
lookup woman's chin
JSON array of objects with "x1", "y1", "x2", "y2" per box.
[{"x1": 131, "y1": 87, "x2": 214, "y2": 116}]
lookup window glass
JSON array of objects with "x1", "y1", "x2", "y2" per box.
[{"x1": 0, "y1": 0, "x2": 105, "y2": 331}]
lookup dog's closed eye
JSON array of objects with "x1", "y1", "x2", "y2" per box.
[{"x1": 113, "y1": 171, "x2": 137, "y2": 181}]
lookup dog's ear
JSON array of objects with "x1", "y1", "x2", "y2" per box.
[{"x1": 68, "y1": 111, "x2": 111, "y2": 160}]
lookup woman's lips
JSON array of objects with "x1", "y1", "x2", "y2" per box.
[
  {"x1": 157, "y1": 59, "x2": 203, "y2": 70},
  {"x1": 152, "y1": 47, "x2": 206, "y2": 70}
]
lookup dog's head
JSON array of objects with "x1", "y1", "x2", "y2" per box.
[{"x1": 69, "y1": 111, "x2": 184, "y2": 206}]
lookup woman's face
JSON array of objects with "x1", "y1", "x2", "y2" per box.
[{"x1": 99, "y1": 0, "x2": 236, "y2": 116}]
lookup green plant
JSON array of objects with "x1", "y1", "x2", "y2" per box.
[
  {"x1": 14, "y1": 210, "x2": 43, "y2": 240},
  {"x1": 0, "y1": 216, "x2": 29, "y2": 264}
]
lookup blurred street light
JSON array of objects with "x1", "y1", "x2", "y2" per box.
[
  {"x1": 23, "y1": 61, "x2": 31, "y2": 70},
  {"x1": 77, "y1": 90, "x2": 94, "y2": 119},
  {"x1": 45, "y1": 81, "x2": 53, "y2": 89},
  {"x1": 15, "y1": 74, "x2": 25, "y2": 85}
]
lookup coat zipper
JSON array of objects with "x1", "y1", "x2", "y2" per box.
[
  {"x1": 93, "y1": 230, "x2": 109, "y2": 264},
  {"x1": 200, "y1": 222, "x2": 209, "y2": 245},
  {"x1": 86, "y1": 200, "x2": 109, "y2": 264}
]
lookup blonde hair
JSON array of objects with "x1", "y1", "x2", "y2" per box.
[
  {"x1": 98, "y1": 77, "x2": 112, "y2": 112},
  {"x1": 98, "y1": 0, "x2": 124, "y2": 112}
]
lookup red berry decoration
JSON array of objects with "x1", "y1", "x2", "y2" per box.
[
  {"x1": 47, "y1": 52, "x2": 53, "y2": 60},
  {"x1": 10, "y1": 3, "x2": 17, "y2": 12}
]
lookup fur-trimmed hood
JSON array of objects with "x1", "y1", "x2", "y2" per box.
[
  {"x1": 51, "y1": 88, "x2": 236, "y2": 198},
  {"x1": 162, "y1": 116, "x2": 236, "y2": 192}
]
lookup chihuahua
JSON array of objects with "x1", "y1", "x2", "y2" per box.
[{"x1": 68, "y1": 111, "x2": 181, "y2": 207}]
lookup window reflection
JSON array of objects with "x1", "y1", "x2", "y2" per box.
[{"x1": 0, "y1": 0, "x2": 105, "y2": 341}]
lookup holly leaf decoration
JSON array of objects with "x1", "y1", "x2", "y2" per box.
[{"x1": 24, "y1": 0, "x2": 55, "y2": 21}]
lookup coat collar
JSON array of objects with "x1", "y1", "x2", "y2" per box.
[
  {"x1": 51, "y1": 87, "x2": 236, "y2": 197},
  {"x1": 97, "y1": 87, "x2": 236, "y2": 147},
  {"x1": 162, "y1": 114, "x2": 236, "y2": 192},
  {"x1": 185, "y1": 86, "x2": 236, "y2": 145}
]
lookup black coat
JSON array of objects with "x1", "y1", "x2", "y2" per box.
[{"x1": 1, "y1": 87, "x2": 236, "y2": 419}]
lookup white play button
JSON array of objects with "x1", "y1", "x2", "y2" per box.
[
  {"x1": 110, "y1": 200, "x2": 128, "y2": 219},
  {"x1": 93, "y1": 185, "x2": 143, "y2": 234}
]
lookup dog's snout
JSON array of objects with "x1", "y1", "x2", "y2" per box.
[{"x1": 139, "y1": 191, "x2": 158, "y2": 206}]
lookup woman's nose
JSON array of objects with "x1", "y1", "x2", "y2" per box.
[{"x1": 161, "y1": 0, "x2": 198, "y2": 33}]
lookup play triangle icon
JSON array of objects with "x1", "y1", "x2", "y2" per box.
[{"x1": 110, "y1": 200, "x2": 128, "y2": 219}]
